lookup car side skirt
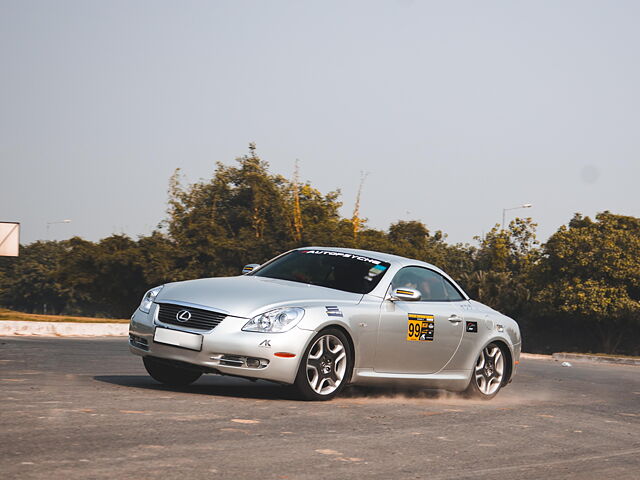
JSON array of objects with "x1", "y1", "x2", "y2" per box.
[{"x1": 351, "y1": 368, "x2": 471, "y2": 391}]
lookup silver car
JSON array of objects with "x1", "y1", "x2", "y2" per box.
[{"x1": 129, "y1": 247, "x2": 521, "y2": 400}]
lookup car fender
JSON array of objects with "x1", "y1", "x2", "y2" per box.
[
  {"x1": 295, "y1": 307, "x2": 366, "y2": 373},
  {"x1": 460, "y1": 335, "x2": 517, "y2": 385},
  {"x1": 446, "y1": 328, "x2": 515, "y2": 371}
]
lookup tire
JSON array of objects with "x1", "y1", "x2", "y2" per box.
[
  {"x1": 464, "y1": 342, "x2": 506, "y2": 400},
  {"x1": 294, "y1": 328, "x2": 353, "y2": 401},
  {"x1": 143, "y1": 357, "x2": 202, "y2": 387}
]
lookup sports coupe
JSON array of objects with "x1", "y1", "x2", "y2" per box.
[{"x1": 129, "y1": 247, "x2": 521, "y2": 400}]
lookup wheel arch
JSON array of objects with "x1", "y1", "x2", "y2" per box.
[
  {"x1": 315, "y1": 324, "x2": 356, "y2": 384},
  {"x1": 490, "y1": 338, "x2": 514, "y2": 386}
]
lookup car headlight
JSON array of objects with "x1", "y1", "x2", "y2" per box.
[
  {"x1": 139, "y1": 286, "x2": 163, "y2": 313},
  {"x1": 242, "y1": 307, "x2": 305, "y2": 333}
]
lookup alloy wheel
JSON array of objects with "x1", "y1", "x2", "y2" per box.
[
  {"x1": 305, "y1": 334, "x2": 347, "y2": 395},
  {"x1": 474, "y1": 344, "x2": 505, "y2": 395}
]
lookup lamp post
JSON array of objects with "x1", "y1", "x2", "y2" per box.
[
  {"x1": 501, "y1": 204, "x2": 532, "y2": 231},
  {"x1": 46, "y1": 219, "x2": 71, "y2": 240}
]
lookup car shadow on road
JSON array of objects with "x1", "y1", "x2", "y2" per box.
[
  {"x1": 93, "y1": 374, "x2": 301, "y2": 401},
  {"x1": 341, "y1": 385, "x2": 445, "y2": 399},
  {"x1": 94, "y1": 374, "x2": 452, "y2": 402}
]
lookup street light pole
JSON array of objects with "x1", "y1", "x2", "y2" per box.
[
  {"x1": 46, "y1": 219, "x2": 72, "y2": 240},
  {"x1": 501, "y1": 204, "x2": 532, "y2": 231}
]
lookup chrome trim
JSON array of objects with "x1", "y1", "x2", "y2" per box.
[
  {"x1": 220, "y1": 357, "x2": 244, "y2": 366},
  {"x1": 216, "y1": 354, "x2": 269, "y2": 369},
  {"x1": 154, "y1": 299, "x2": 233, "y2": 316}
]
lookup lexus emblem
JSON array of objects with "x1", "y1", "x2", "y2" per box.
[{"x1": 176, "y1": 310, "x2": 192, "y2": 322}]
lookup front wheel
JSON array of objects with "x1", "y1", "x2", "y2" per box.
[
  {"x1": 464, "y1": 343, "x2": 506, "y2": 400},
  {"x1": 143, "y1": 357, "x2": 202, "y2": 387},
  {"x1": 294, "y1": 328, "x2": 353, "y2": 401}
]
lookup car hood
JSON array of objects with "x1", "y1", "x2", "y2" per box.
[{"x1": 155, "y1": 275, "x2": 362, "y2": 319}]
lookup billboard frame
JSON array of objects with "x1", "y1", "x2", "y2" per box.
[{"x1": 0, "y1": 221, "x2": 20, "y2": 257}]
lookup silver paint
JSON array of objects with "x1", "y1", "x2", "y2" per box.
[{"x1": 129, "y1": 246, "x2": 521, "y2": 392}]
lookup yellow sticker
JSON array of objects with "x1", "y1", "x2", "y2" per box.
[{"x1": 407, "y1": 314, "x2": 434, "y2": 341}]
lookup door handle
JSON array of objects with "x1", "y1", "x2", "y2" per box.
[{"x1": 448, "y1": 315, "x2": 463, "y2": 323}]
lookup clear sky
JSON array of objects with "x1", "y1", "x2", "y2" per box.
[{"x1": 2, "y1": 0, "x2": 639, "y2": 245}]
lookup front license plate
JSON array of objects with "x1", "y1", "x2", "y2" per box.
[
  {"x1": 407, "y1": 314, "x2": 434, "y2": 342},
  {"x1": 154, "y1": 327, "x2": 203, "y2": 351}
]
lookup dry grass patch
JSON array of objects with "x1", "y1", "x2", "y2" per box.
[{"x1": 0, "y1": 308, "x2": 128, "y2": 323}]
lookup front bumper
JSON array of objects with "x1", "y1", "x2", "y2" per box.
[{"x1": 128, "y1": 304, "x2": 313, "y2": 384}]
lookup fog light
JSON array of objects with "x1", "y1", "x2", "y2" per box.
[
  {"x1": 129, "y1": 334, "x2": 149, "y2": 351},
  {"x1": 246, "y1": 358, "x2": 261, "y2": 368}
]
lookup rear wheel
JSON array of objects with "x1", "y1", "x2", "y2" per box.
[
  {"x1": 294, "y1": 328, "x2": 352, "y2": 401},
  {"x1": 464, "y1": 343, "x2": 506, "y2": 400},
  {"x1": 143, "y1": 357, "x2": 202, "y2": 387}
]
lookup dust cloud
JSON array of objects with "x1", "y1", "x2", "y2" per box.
[{"x1": 337, "y1": 385, "x2": 555, "y2": 407}]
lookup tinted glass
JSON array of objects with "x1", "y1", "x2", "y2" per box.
[
  {"x1": 253, "y1": 250, "x2": 391, "y2": 294},
  {"x1": 442, "y1": 278, "x2": 464, "y2": 301},
  {"x1": 392, "y1": 266, "x2": 464, "y2": 302}
]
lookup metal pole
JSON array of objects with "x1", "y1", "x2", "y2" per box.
[
  {"x1": 46, "y1": 220, "x2": 71, "y2": 241},
  {"x1": 501, "y1": 204, "x2": 532, "y2": 232}
]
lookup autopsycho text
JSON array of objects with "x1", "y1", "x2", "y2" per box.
[{"x1": 302, "y1": 250, "x2": 382, "y2": 265}]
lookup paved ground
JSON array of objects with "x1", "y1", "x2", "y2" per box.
[{"x1": 1, "y1": 337, "x2": 638, "y2": 480}]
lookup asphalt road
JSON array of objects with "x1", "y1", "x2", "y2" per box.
[{"x1": 1, "y1": 337, "x2": 639, "y2": 480}]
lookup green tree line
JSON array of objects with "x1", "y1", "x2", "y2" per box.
[{"x1": 1, "y1": 146, "x2": 638, "y2": 355}]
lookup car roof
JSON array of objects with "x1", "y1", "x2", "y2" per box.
[{"x1": 296, "y1": 246, "x2": 442, "y2": 272}]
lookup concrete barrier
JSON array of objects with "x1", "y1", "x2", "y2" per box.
[
  {"x1": 552, "y1": 352, "x2": 640, "y2": 366},
  {"x1": 520, "y1": 352, "x2": 554, "y2": 360},
  {"x1": 0, "y1": 321, "x2": 128, "y2": 337}
]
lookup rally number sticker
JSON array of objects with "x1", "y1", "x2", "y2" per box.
[{"x1": 407, "y1": 314, "x2": 434, "y2": 341}]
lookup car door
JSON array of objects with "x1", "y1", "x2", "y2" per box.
[{"x1": 374, "y1": 266, "x2": 466, "y2": 374}]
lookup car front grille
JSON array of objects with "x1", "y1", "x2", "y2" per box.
[{"x1": 156, "y1": 303, "x2": 227, "y2": 331}]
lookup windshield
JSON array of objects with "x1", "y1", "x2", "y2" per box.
[{"x1": 252, "y1": 250, "x2": 391, "y2": 294}]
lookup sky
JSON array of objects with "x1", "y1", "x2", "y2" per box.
[{"x1": 1, "y1": 0, "x2": 639, "y2": 246}]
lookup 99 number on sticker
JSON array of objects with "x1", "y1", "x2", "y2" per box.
[{"x1": 407, "y1": 314, "x2": 434, "y2": 341}]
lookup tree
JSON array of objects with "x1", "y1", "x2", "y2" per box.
[
  {"x1": 0, "y1": 241, "x2": 69, "y2": 314},
  {"x1": 58, "y1": 235, "x2": 148, "y2": 318},
  {"x1": 458, "y1": 218, "x2": 539, "y2": 316},
  {"x1": 533, "y1": 212, "x2": 640, "y2": 352},
  {"x1": 388, "y1": 220, "x2": 430, "y2": 257},
  {"x1": 475, "y1": 217, "x2": 539, "y2": 273},
  {"x1": 295, "y1": 184, "x2": 350, "y2": 247},
  {"x1": 164, "y1": 145, "x2": 351, "y2": 278},
  {"x1": 458, "y1": 270, "x2": 531, "y2": 317},
  {"x1": 165, "y1": 148, "x2": 288, "y2": 277}
]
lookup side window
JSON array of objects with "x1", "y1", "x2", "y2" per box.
[
  {"x1": 442, "y1": 278, "x2": 464, "y2": 301},
  {"x1": 392, "y1": 266, "x2": 464, "y2": 302}
]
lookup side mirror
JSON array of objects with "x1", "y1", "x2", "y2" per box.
[
  {"x1": 242, "y1": 264, "x2": 261, "y2": 275},
  {"x1": 390, "y1": 287, "x2": 421, "y2": 302}
]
